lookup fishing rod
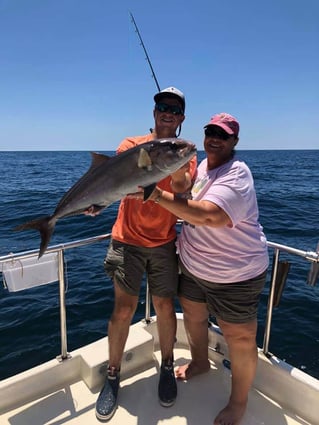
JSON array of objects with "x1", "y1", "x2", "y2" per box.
[{"x1": 129, "y1": 11, "x2": 161, "y2": 92}]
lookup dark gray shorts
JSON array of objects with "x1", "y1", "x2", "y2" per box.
[
  {"x1": 104, "y1": 239, "x2": 178, "y2": 297},
  {"x1": 178, "y1": 260, "x2": 267, "y2": 323}
]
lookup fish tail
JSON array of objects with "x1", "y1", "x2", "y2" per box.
[{"x1": 14, "y1": 216, "x2": 57, "y2": 259}]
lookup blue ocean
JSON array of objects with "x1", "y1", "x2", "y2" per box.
[{"x1": 0, "y1": 150, "x2": 318, "y2": 381}]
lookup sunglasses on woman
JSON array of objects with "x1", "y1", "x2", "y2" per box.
[{"x1": 204, "y1": 127, "x2": 233, "y2": 141}]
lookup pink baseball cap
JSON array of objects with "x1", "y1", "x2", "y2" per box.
[{"x1": 204, "y1": 113, "x2": 240, "y2": 136}]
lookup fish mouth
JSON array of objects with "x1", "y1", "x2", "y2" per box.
[{"x1": 181, "y1": 142, "x2": 197, "y2": 155}]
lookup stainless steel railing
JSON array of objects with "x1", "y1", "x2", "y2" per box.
[
  {"x1": 263, "y1": 240, "x2": 319, "y2": 355},
  {"x1": 0, "y1": 234, "x2": 318, "y2": 361},
  {"x1": 0, "y1": 233, "x2": 111, "y2": 362}
]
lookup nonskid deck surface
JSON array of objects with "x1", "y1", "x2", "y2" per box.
[{"x1": 0, "y1": 348, "x2": 311, "y2": 425}]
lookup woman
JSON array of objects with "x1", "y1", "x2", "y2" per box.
[{"x1": 135, "y1": 112, "x2": 269, "y2": 425}]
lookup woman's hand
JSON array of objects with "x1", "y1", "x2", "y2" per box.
[{"x1": 126, "y1": 186, "x2": 161, "y2": 202}]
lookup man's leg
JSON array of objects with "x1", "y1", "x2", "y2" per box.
[
  {"x1": 152, "y1": 295, "x2": 177, "y2": 407},
  {"x1": 152, "y1": 295, "x2": 176, "y2": 361},
  {"x1": 148, "y1": 240, "x2": 180, "y2": 406},
  {"x1": 95, "y1": 281, "x2": 138, "y2": 421},
  {"x1": 108, "y1": 281, "x2": 139, "y2": 369},
  {"x1": 213, "y1": 318, "x2": 258, "y2": 425},
  {"x1": 175, "y1": 296, "x2": 210, "y2": 379}
]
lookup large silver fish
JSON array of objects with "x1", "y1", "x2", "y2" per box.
[{"x1": 15, "y1": 138, "x2": 196, "y2": 258}]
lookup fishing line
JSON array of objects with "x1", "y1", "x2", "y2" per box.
[{"x1": 129, "y1": 11, "x2": 161, "y2": 91}]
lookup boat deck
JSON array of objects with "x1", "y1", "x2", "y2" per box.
[
  {"x1": 2, "y1": 236, "x2": 319, "y2": 424},
  {"x1": 1, "y1": 347, "x2": 313, "y2": 425}
]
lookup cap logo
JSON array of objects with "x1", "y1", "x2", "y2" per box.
[{"x1": 217, "y1": 113, "x2": 233, "y2": 123}]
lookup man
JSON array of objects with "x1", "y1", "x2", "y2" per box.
[{"x1": 95, "y1": 87, "x2": 197, "y2": 421}]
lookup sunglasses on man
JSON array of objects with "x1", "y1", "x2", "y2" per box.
[{"x1": 155, "y1": 103, "x2": 184, "y2": 116}]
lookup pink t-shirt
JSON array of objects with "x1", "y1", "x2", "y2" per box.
[{"x1": 177, "y1": 158, "x2": 269, "y2": 283}]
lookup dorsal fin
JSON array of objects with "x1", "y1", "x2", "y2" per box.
[
  {"x1": 137, "y1": 148, "x2": 153, "y2": 170},
  {"x1": 88, "y1": 152, "x2": 111, "y2": 172}
]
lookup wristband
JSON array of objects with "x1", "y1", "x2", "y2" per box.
[{"x1": 154, "y1": 190, "x2": 162, "y2": 203}]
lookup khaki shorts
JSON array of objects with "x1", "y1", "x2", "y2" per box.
[
  {"x1": 104, "y1": 239, "x2": 178, "y2": 297},
  {"x1": 178, "y1": 260, "x2": 267, "y2": 323}
]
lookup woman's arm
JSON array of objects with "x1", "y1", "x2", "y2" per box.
[{"x1": 149, "y1": 187, "x2": 231, "y2": 228}]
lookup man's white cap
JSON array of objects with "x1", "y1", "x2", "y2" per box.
[{"x1": 154, "y1": 87, "x2": 185, "y2": 112}]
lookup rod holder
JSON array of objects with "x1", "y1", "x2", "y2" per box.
[
  {"x1": 307, "y1": 242, "x2": 319, "y2": 286},
  {"x1": 273, "y1": 261, "x2": 290, "y2": 307}
]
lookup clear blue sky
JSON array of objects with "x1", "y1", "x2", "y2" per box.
[{"x1": 0, "y1": 0, "x2": 318, "y2": 151}]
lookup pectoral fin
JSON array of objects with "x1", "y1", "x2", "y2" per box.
[
  {"x1": 143, "y1": 183, "x2": 156, "y2": 201},
  {"x1": 138, "y1": 148, "x2": 153, "y2": 171}
]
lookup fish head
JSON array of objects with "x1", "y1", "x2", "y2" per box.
[{"x1": 142, "y1": 138, "x2": 197, "y2": 174}]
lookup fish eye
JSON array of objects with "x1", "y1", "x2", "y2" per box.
[
  {"x1": 169, "y1": 143, "x2": 179, "y2": 151},
  {"x1": 157, "y1": 141, "x2": 176, "y2": 149}
]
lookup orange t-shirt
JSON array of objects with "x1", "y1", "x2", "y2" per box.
[{"x1": 111, "y1": 134, "x2": 197, "y2": 247}]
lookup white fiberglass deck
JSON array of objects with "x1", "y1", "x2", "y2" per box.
[{"x1": 1, "y1": 349, "x2": 313, "y2": 425}]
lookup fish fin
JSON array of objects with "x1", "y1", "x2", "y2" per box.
[
  {"x1": 137, "y1": 148, "x2": 153, "y2": 170},
  {"x1": 14, "y1": 216, "x2": 57, "y2": 259},
  {"x1": 143, "y1": 183, "x2": 156, "y2": 201},
  {"x1": 55, "y1": 152, "x2": 112, "y2": 209},
  {"x1": 88, "y1": 152, "x2": 111, "y2": 172},
  {"x1": 85, "y1": 204, "x2": 106, "y2": 216}
]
